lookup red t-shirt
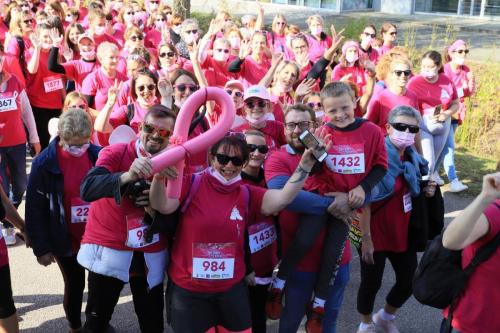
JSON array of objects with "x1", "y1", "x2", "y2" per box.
[
  {"x1": 238, "y1": 56, "x2": 272, "y2": 87},
  {"x1": 233, "y1": 121, "x2": 286, "y2": 151},
  {"x1": 2, "y1": 53, "x2": 26, "y2": 88},
  {"x1": 0, "y1": 75, "x2": 27, "y2": 147},
  {"x1": 26, "y1": 50, "x2": 65, "y2": 109},
  {"x1": 169, "y1": 171, "x2": 265, "y2": 293},
  {"x1": 62, "y1": 59, "x2": 99, "y2": 92},
  {"x1": 201, "y1": 56, "x2": 238, "y2": 88},
  {"x1": 365, "y1": 88, "x2": 420, "y2": 135},
  {"x1": 370, "y1": 175, "x2": 411, "y2": 252},
  {"x1": 306, "y1": 34, "x2": 332, "y2": 63},
  {"x1": 81, "y1": 68, "x2": 128, "y2": 110},
  {"x1": 332, "y1": 64, "x2": 367, "y2": 96},
  {"x1": 57, "y1": 145, "x2": 93, "y2": 253},
  {"x1": 407, "y1": 73, "x2": 458, "y2": 115},
  {"x1": 241, "y1": 175, "x2": 278, "y2": 278},
  {"x1": 145, "y1": 29, "x2": 161, "y2": 49},
  {"x1": 81, "y1": 140, "x2": 167, "y2": 252},
  {"x1": 445, "y1": 200, "x2": 500, "y2": 333},
  {"x1": 305, "y1": 119, "x2": 388, "y2": 195},
  {"x1": 264, "y1": 146, "x2": 351, "y2": 272}
]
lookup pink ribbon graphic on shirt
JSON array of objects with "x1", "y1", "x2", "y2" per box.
[{"x1": 151, "y1": 87, "x2": 235, "y2": 199}]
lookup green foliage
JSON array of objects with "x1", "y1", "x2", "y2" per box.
[
  {"x1": 191, "y1": 12, "x2": 217, "y2": 33},
  {"x1": 334, "y1": 17, "x2": 369, "y2": 41}
]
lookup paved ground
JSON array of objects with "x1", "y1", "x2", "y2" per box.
[{"x1": 8, "y1": 155, "x2": 474, "y2": 332}]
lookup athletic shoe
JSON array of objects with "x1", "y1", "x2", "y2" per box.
[
  {"x1": 356, "y1": 323, "x2": 377, "y2": 333},
  {"x1": 3, "y1": 227, "x2": 16, "y2": 246},
  {"x1": 373, "y1": 310, "x2": 400, "y2": 333},
  {"x1": 449, "y1": 179, "x2": 468, "y2": 193},
  {"x1": 265, "y1": 288, "x2": 283, "y2": 319},
  {"x1": 432, "y1": 172, "x2": 445, "y2": 186},
  {"x1": 305, "y1": 306, "x2": 324, "y2": 333}
]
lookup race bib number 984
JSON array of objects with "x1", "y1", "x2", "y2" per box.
[{"x1": 192, "y1": 243, "x2": 235, "y2": 280}]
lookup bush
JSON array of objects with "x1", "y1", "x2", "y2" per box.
[{"x1": 191, "y1": 11, "x2": 216, "y2": 34}]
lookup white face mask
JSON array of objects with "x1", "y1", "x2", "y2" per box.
[
  {"x1": 137, "y1": 95, "x2": 156, "y2": 106},
  {"x1": 42, "y1": 42, "x2": 52, "y2": 49},
  {"x1": 310, "y1": 26, "x2": 322, "y2": 36},
  {"x1": 454, "y1": 57, "x2": 465, "y2": 65},
  {"x1": 173, "y1": 26, "x2": 182, "y2": 34},
  {"x1": 94, "y1": 26, "x2": 106, "y2": 36},
  {"x1": 184, "y1": 32, "x2": 199, "y2": 44},
  {"x1": 124, "y1": 13, "x2": 135, "y2": 23},
  {"x1": 421, "y1": 69, "x2": 437, "y2": 80},
  {"x1": 149, "y1": 3, "x2": 158, "y2": 11},
  {"x1": 63, "y1": 143, "x2": 90, "y2": 157},
  {"x1": 208, "y1": 167, "x2": 242, "y2": 185},
  {"x1": 229, "y1": 37, "x2": 240, "y2": 49},
  {"x1": 245, "y1": 113, "x2": 267, "y2": 126},
  {"x1": 346, "y1": 53, "x2": 359, "y2": 63},
  {"x1": 155, "y1": 21, "x2": 165, "y2": 30},
  {"x1": 361, "y1": 35, "x2": 372, "y2": 48},
  {"x1": 65, "y1": 15, "x2": 74, "y2": 23},
  {"x1": 213, "y1": 50, "x2": 229, "y2": 62}
]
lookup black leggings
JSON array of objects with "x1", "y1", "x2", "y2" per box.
[
  {"x1": 32, "y1": 106, "x2": 61, "y2": 149},
  {"x1": 55, "y1": 255, "x2": 86, "y2": 329},
  {"x1": 248, "y1": 283, "x2": 269, "y2": 333},
  {"x1": 276, "y1": 213, "x2": 349, "y2": 300},
  {"x1": 356, "y1": 247, "x2": 418, "y2": 315},
  {"x1": 0, "y1": 265, "x2": 16, "y2": 319}
]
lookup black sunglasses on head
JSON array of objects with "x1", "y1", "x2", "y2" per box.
[
  {"x1": 215, "y1": 153, "x2": 244, "y2": 166},
  {"x1": 390, "y1": 123, "x2": 419, "y2": 133},
  {"x1": 247, "y1": 144, "x2": 269, "y2": 154}
]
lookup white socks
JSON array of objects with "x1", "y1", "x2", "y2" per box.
[
  {"x1": 271, "y1": 278, "x2": 285, "y2": 290},
  {"x1": 312, "y1": 297, "x2": 326, "y2": 309},
  {"x1": 359, "y1": 322, "x2": 373, "y2": 330},
  {"x1": 379, "y1": 309, "x2": 396, "y2": 321}
]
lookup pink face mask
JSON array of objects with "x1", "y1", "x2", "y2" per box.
[
  {"x1": 80, "y1": 49, "x2": 96, "y2": 60},
  {"x1": 390, "y1": 129, "x2": 415, "y2": 149}
]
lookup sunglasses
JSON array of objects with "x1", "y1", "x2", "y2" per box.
[
  {"x1": 137, "y1": 84, "x2": 156, "y2": 92},
  {"x1": 174, "y1": 84, "x2": 199, "y2": 92},
  {"x1": 363, "y1": 32, "x2": 376, "y2": 38},
  {"x1": 142, "y1": 123, "x2": 171, "y2": 137},
  {"x1": 275, "y1": 22, "x2": 286, "y2": 26},
  {"x1": 390, "y1": 122, "x2": 419, "y2": 133},
  {"x1": 215, "y1": 48, "x2": 230, "y2": 53},
  {"x1": 307, "y1": 102, "x2": 322, "y2": 108},
  {"x1": 215, "y1": 153, "x2": 244, "y2": 166},
  {"x1": 160, "y1": 51, "x2": 175, "y2": 58},
  {"x1": 247, "y1": 144, "x2": 269, "y2": 154},
  {"x1": 284, "y1": 121, "x2": 311, "y2": 131},
  {"x1": 393, "y1": 70, "x2": 411, "y2": 77},
  {"x1": 130, "y1": 35, "x2": 144, "y2": 42},
  {"x1": 165, "y1": 11, "x2": 172, "y2": 15},
  {"x1": 23, "y1": 19, "x2": 34, "y2": 24},
  {"x1": 156, "y1": 18, "x2": 166, "y2": 22},
  {"x1": 69, "y1": 104, "x2": 87, "y2": 109},
  {"x1": 453, "y1": 49, "x2": 469, "y2": 55},
  {"x1": 126, "y1": 11, "x2": 135, "y2": 15},
  {"x1": 245, "y1": 100, "x2": 267, "y2": 109},
  {"x1": 185, "y1": 29, "x2": 198, "y2": 34},
  {"x1": 226, "y1": 90, "x2": 243, "y2": 98},
  {"x1": 389, "y1": 31, "x2": 397, "y2": 36}
]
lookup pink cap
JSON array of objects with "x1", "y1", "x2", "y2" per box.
[
  {"x1": 448, "y1": 39, "x2": 466, "y2": 56},
  {"x1": 342, "y1": 40, "x2": 360, "y2": 55},
  {"x1": 78, "y1": 33, "x2": 95, "y2": 45},
  {"x1": 244, "y1": 85, "x2": 271, "y2": 101},
  {"x1": 224, "y1": 80, "x2": 244, "y2": 92}
]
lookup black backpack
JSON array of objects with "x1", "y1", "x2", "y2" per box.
[{"x1": 413, "y1": 205, "x2": 500, "y2": 330}]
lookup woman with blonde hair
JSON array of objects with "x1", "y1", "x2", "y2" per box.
[{"x1": 305, "y1": 15, "x2": 332, "y2": 62}]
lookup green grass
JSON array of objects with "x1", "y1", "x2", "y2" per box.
[{"x1": 452, "y1": 146, "x2": 498, "y2": 196}]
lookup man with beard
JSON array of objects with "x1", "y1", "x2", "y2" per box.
[
  {"x1": 264, "y1": 104, "x2": 352, "y2": 333},
  {"x1": 77, "y1": 105, "x2": 176, "y2": 333}
]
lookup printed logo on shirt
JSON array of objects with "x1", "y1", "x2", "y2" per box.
[
  {"x1": 440, "y1": 89, "x2": 450, "y2": 99},
  {"x1": 230, "y1": 207, "x2": 243, "y2": 221}
]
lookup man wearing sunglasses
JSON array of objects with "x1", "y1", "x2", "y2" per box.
[
  {"x1": 264, "y1": 104, "x2": 352, "y2": 333},
  {"x1": 233, "y1": 85, "x2": 286, "y2": 151},
  {"x1": 78, "y1": 106, "x2": 176, "y2": 333}
]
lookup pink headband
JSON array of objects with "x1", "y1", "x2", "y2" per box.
[
  {"x1": 448, "y1": 40, "x2": 466, "y2": 56},
  {"x1": 342, "y1": 41, "x2": 360, "y2": 55}
]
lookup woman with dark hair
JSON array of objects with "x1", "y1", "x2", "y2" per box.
[
  {"x1": 379, "y1": 23, "x2": 397, "y2": 56},
  {"x1": 150, "y1": 132, "x2": 321, "y2": 333},
  {"x1": 63, "y1": 23, "x2": 85, "y2": 60},
  {"x1": 359, "y1": 24, "x2": 379, "y2": 63}
]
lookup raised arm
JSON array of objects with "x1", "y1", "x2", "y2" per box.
[
  {"x1": 258, "y1": 52, "x2": 284, "y2": 88},
  {"x1": 149, "y1": 167, "x2": 181, "y2": 215},
  {"x1": 93, "y1": 79, "x2": 121, "y2": 133}
]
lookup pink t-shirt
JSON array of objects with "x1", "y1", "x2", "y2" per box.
[
  {"x1": 365, "y1": 88, "x2": 420, "y2": 135},
  {"x1": 109, "y1": 101, "x2": 150, "y2": 132},
  {"x1": 145, "y1": 29, "x2": 161, "y2": 49},
  {"x1": 379, "y1": 44, "x2": 394, "y2": 56},
  {"x1": 332, "y1": 64, "x2": 367, "y2": 95},
  {"x1": 237, "y1": 55, "x2": 271, "y2": 87},
  {"x1": 62, "y1": 59, "x2": 99, "y2": 91},
  {"x1": 306, "y1": 34, "x2": 332, "y2": 63},
  {"x1": 81, "y1": 68, "x2": 128, "y2": 110},
  {"x1": 407, "y1": 73, "x2": 458, "y2": 115}
]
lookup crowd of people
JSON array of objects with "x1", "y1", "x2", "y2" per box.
[{"x1": 0, "y1": 1, "x2": 499, "y2": 333}]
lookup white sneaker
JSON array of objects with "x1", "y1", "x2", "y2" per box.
[
  {"x1": 432, "y1": 172, "x2": 445, "y2": 186},
  {"x1": 373, "y1": 310, "x2": 400, "y2": 333},
  {"x1": 356, "y1": 322, "x2": 377, "y2": 333},
  {"x1": 2, "y1": 227, "x2": 17, "y2": 246},
  {"x1": 449, "y1": 179, "x2": 468, "y2": 193}
]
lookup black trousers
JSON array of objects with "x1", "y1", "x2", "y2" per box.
[
  {"x1": 32, "y1": 106, "x2": 61, "y2": 149},
  {"x1": 0, "y1": 265, "x2": 16, "y2": 319},
  {"x1": 55, "y1": 255, "x2": 86, "y2": 329},
  {"x1": 276, "y1": 213, "x2": 349, "y2": 300},
  {"x1": 356, "y1": 247, "x2": 418, "y2": 315},
  {"x1": 248, "y1": 283, "x2": 269, "y2": 333}
]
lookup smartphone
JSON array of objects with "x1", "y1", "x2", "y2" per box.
[
  {"x1": 433, "y1": 104, "x2": 442, "y2": 116},
  {"x1": 298, "y1": 130, "x2": 328, "y2": 163}
]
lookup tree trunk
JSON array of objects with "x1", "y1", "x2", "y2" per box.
[{"x1": 173, "y1": 0, "x2": 190, "y2": 19}]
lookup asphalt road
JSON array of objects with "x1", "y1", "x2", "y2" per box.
[{"x1": 8, "y1": 178, "x2": 473, "y2": 332}]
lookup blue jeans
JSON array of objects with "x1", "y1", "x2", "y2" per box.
[
  {"x1": 0, "y1": 143, "x2": 27, "y2": 228},
  {"x1": 279, "y1": 264, "x2": 350, "y2": 333},
  {"x1": 436, "y1": 122, "x2": 458, "y2": 182}
]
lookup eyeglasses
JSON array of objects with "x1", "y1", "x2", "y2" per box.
[
  {"x1": 226, "y1": 90, "x2": 243, "y2": 98},
  {"x1": 390, "y1": 122, "x2": 419, "y2": 133},
  {"x1": 174, "y1": 84, "x2": 199, "y2": 92},
  {"x1": 307, "y1": 102, "x2": 322, "y2": 108},
  {"x1": 142, "y1": 123, "x2": 171, "y2": 137},
  {"x1": 363, "y1": 32, "x2": 376, "y2": 38},
  {"x1": 159, "y1": 51, "x2": 175, "y2": 58},
  {"x1": 23, "y1": 19, "x2": 34, "y2": 25},
  {"x1": 245, "y1": 100, "x2": 267, "y2": 109},
  {"x1": 215, "y1": 48, "x2": 230, "y2": 53},
  {"x1": 389, "y1": 31, "x2": 397, "y2": 36},
  {"x1": 185, "y1": 29, "x2": 198, "y2": 34},
  {"x1": 130, "y1": 35, "x2": 144, "y2": 42},
  {"x1": 247, "y1": 144, "x2": 269, "y2": 154},
  {"x1": 156, "y1": 18, "x2": 166, "y2": 22},
  {"x1": 215, "y1": 153, "x2": 244, "y2": 166},
  {"x1": 284, "y1": 121, "x2": 311, "y2": 131},
  {"x1": 137, "y1": 84, "x2": 156, "y2": 92},
  {"x1": 453, "y1": 49, "x2": 469, "y2": 55},
  {"x1": 393, "y1": 70, "x2": 411, "y2": 77},
  {"x1": 69, "y1": 104, "x2": 87, "y2": 109}
]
